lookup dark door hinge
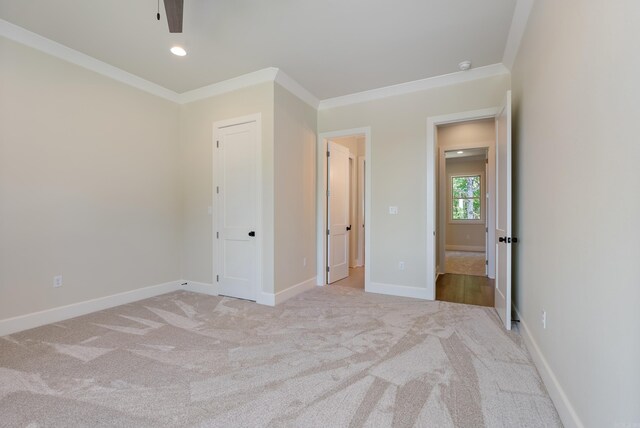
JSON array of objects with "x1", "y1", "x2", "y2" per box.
[
  {"x1": 216, "y1": 141, "x2": 219, "y2": 148},
  {"x1": 216, "y1": 275, "x2": 219, "y2": 282}
]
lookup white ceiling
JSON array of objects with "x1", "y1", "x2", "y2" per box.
[{"x1": 0, "y1": 0, "x2": 517, "y2": 99}]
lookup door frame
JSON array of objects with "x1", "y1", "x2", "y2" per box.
[
  {"x1": 439, "y1": 143, "x2": 494, "y2": 279},
  {"x1": 426, "y1": 108, "x2": 498, "y2": 300},
  {"x1": 317, "y1": 127, "x2": 371, "y2": 289},
  {"x1": 212, "y1": 113, "x2": 263, "y2": 301}
]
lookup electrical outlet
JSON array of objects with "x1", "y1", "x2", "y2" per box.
[
  {"x1": 398, "y1": 261, "x2": 405, "y2": 270},
  {"x1": 53, "y1": 275, "x2": 63, "y2": 288},
  {"x1": 541, "y1": 310, "x2": 547, "y2": 329}
]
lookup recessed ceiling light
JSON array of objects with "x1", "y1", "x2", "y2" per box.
[
  {"x1": 458, "y1": 60, "x2": 471, "y2": 71},
  {"x1": 170, "y1": 46, "x2": 187, "y2": 56},
  {"x1": 457, "y1": 151, "x2": 464, "y2": 154}
]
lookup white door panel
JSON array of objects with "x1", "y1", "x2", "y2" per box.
[
  {"x1": 495, "y1": 91, "x2": 512, "y2": 330},
  {"x1": 328, "y1": 141, "x2": 350, "y2": 283},
  {"x1": 216, "y1": 121, "x2": 258, "y2": 301}
]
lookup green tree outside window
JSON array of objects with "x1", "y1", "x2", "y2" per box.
[{"x1": 452, "y1": 175, "x2": 481, "y2": 220}]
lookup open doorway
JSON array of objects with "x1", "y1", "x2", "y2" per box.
[
  {"x1": 317, "y1": 128, "x2": 370, "y2": 291},
  {"x1": 435, "y1": 119, "x2": 496, "y2": 307}
]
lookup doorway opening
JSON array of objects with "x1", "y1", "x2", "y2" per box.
[
  {"x1": 427, "y1": 92, "x2": 513, "y2": 329},
  {"x1": 435, "y1": 120, "x2": 495, "y2": 307},
  {"x1": 317, "y1": 128, "x2": 370, "y2": 291}
]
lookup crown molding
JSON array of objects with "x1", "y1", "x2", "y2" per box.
[
  {"x1": 0, "y1": 19, "x2": 180, "y2": 103},
  {"x1": 318, "y1": 63, "x2": 510, "y2": 111},
  {"x1": 177, "y1": 67, "x2": 279, "y2": 104},
  {"x1": 274, "y1": 70, "x2": 320, "y2": 109},
  {"x1": 502, "y1": 0, "x2": 535, "y2": 70},
  {"x1": 2, "y1": 18, "x2": 515, "y2": 111}
]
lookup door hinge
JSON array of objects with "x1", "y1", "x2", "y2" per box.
[
  {"x1": 216, "y1": 231, "x2": 219, "y2": 239},
  {"x1": 327, "y1": 151, "x2": 330, "y2": 157},
  {"x1": 327, "y1": 229, "x2": 330, "y2": 236},
  {"x1": 486, "y1": 227, "x2": 488, "y2": 232},
  {"x1": 216, "y1": 140, "x2": 219, "y2": 148},
  {"x1": 486, "y1": 260, "x2": 488, "y2": 265},
  {"x1": 486, "y1": 158, "x2": 488, "y2": 164},
  {"x1": 216, "y1": 275, "x2": 219, "y2": 282},
  {"x1": 327, "y1": 266, "x2": 330, "y2": 272},
  {"x1": 216, "y1": 186, "x2": 219, "y2": 194}
]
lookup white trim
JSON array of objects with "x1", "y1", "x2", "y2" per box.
[
  {"x1": 257, "y1": 277, "x2": 316, "y2": 306},
  {"x1": 274, "y1": 277, "x2": 316, "y2": 304},
  {"x1": 0, "y1": 19, "x2": 180, "y2": 103},
  {"x1": 427, "y1": 107, "x2": 499, "y2": 299},
  {"x1": 0, "y1": 281, "x2": 181, "y2": 337},
  {"x1": 317, "y1": 128, "x2": 371, "y2": 294},
  {"x1": 502, "y1": 0, "x2": 535, "y2": 70},
  {"x1": 445, "y1": 245, "x2": 485, "y2": 252},
  {"x1": 318, "y1": 64, "x2": 510, "y2": 110},
  {"x1": 2, "y1": 18, "x2": 518, "y2": 110},
  {"x1": 179, "y1": 281, "x2": 218, "y2": 296},
  {"x1": 213, "y1": 114, "x2": 263, "y2": 304},
  {"x1": 179, "y1": 68, "x2": 279, "y2": 104},
  {"x1": 514, "y1": 306, "x2": 584, "y2": 428},
  {"x1": 367, "y1": 282, "x2": 430, "y2": 300},
  {"x1": 274, "y1": 70, "x2": 320, "y2": 109}
]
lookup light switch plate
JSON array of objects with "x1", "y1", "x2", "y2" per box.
[{"x1": 389, "y1": 206, "x2": 398, "y2": 215}]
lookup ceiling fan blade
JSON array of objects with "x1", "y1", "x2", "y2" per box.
[{"x1": 163, "y1": 0, "x2": 183, "y2": 33}]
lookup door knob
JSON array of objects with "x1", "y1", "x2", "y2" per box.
[
  {"x1": 346, "y1": 225, "x2": 352, "y2": 231},
  {"x1": 499, "y1": 236, "x2": 507, "y2": 243},
  {"x1": 248, "y1": 231, "x2": 256, "y2": 237}
]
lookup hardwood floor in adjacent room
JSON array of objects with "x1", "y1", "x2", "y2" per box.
[
  {"x1": 332, "y1": 266, "x2": 364, "y2": 289},
  {"x1": 436, "y1": 273, "x2": 495, "y2": 307}
]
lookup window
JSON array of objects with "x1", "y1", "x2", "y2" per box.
[{"x1": 451, "y1": 175, "x2": 481, "y2": 220}]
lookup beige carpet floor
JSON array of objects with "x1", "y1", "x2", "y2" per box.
[
  {"x1": 445, "y1": 251, "x2": 487, "y2": 276},
  {"x1": 0, "y1": 287, "x2": 561, "y2": 427}
]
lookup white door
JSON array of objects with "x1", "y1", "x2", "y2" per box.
[
  {"x1": 495, "y1": 91, "x2": 513, "y2": 329},
  {"x1": 216, "y1": 121, "x2": 258, "y2": 301},
  {"x1": 327, "y1": 141, "x2": 350, "y2": 283}
]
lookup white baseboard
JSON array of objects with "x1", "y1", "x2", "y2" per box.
[
  {"x1": 0, "y1": 280, "x2": 181, "y2": 337},
  {"x1": 179, "y1": 280, "x2": 218, "y2": 296},
  {"x1": 257, "y1": 276, "x2": 316, "y2": 307},
  {"x1": 276, "y1": 277, "x2": 316, "y2": 304},
  {"x1": 514, "y1": 306, "x2": 583, "y2": 428},
  {"x1": 366, "y1": 282, "x2": 431, "y2": 300},
  {"x1": 446, "y1": 245, "x2": 485, "y2": 252}
]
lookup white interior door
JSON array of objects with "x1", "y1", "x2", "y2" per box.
[
  {"x1": 495, "y1": 91, "x2": 512, "y2": 329},
  {"x1": 216, "y1": 121, "x2": 258, "y2": 301},
  {"x1": 327, "y1": 141, "x2": 350, "y2": 283}
]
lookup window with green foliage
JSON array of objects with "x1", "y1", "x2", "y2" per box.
[{"x1": 451, "y1": 175, "x2": 481, "y2": 220}]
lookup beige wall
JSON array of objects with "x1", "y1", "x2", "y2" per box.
[
  {"x1": 318, "y1": 75, "x2": 509, "y2": 289},
  {"x1": 445, "y1": 158, "x2": 486, "y2": 249},
  {"x1": 273, "y1": 83, "x2": 317, "y2": 292},
  {"x1": 0, "y1": 37, "x2": 181, "y2": 319},
  {"x1": 511, "y1": 0, "x2": 640, "y2": 425},
  {"x1": 179, "y1": 82, "x2": 275, "y2": 293}
]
